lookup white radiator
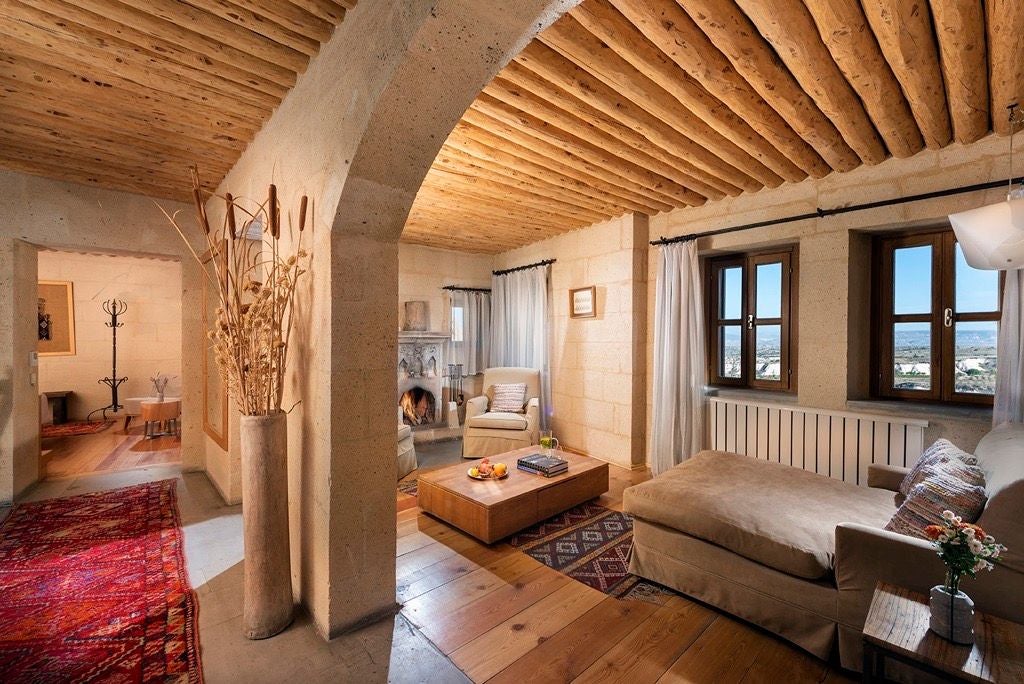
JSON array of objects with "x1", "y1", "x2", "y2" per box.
[{"x1": 707, "y1": 397, "x2": 928, "y2": 486}]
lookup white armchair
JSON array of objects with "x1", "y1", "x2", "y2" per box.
[
  {"x1": 398, "y1": 406, "x2": 417, "y2": 479},
  {"x1": 462, "y1": 367, "x2": 540, "y2": 459}
]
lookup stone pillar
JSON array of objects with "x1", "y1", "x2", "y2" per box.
[
  {"x1": 629, "y1": 214, "x2": 650, "y2": 469},
  {"x1": 180, "y1": 257, "x2": 205, "y2": 472},
  {"x1": 798, "y1": 229, "x2": 850, "y2": 410},
  {"x1": 0, "y1": 237, "x2": 39, "y2": 503}
]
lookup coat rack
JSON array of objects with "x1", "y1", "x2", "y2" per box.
[{"x1": 89, "y1": 299, "x2": 128, "y2": 421}]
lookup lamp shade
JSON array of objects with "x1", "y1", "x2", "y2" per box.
[{"x1": 949, "y1": 198, "x2": 1024, "y2": 270}]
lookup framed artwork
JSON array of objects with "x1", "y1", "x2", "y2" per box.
[
  {"x1": 569, "y1": 285, "x2": 596, "y2": 319},
  {"x1": 37, "y1": 281, "x2": 76, "y2": 356}
]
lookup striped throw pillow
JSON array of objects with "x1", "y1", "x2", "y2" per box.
[
  {"x1": 899, "y1": 439, "x2": 981, "y2": 498},
  {"x1": 885, "y1": 467, "x2": 988, "y2": 539},
  {"x1": 490, "y1": 383, "x2": 527, "y2": 413}
]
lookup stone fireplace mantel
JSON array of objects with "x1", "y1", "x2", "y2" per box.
[{"x1": 398, "y1": 331, "x2": 450, "y2": 427}]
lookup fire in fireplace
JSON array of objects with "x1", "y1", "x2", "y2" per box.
[{"x1": 400, "y1": 387, "x2": 436, "y2": 427}]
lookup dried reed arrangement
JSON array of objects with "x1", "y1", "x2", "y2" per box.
[{"x1": 160, "y1": 168, "x2": 311, "y2": 416}]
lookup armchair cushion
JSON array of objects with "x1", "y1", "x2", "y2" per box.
[
  {"x1": 491, "y1": 382, "x2": 527, "y2": 413},
  {"x1": 466, "y1": 412, "x2": 529, "y2": 431}
]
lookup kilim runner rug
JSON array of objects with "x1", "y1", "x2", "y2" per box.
[
  {"x1": 509, "y1": 501, "x2": 674, "y2": 605},
  {"x1": 0, "y1": 480, "x2": 203, "y2": 683},
  {"x1": 41, "y1": 420, "x2": 115, "y2": 439}
]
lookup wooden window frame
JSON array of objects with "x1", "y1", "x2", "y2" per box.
[
  {"x1": 872, "y1": 228, "x2": 1003, "y2": 406},
  {"x1": 705, "y1": 247, "x2": 798, "y2": 392}
]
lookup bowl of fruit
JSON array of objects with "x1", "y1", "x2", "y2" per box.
[{"x1": 467, "y1": 458, "x2": 508, "y2": 481}]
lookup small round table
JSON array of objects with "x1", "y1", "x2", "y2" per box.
[{"x1": 140, "y1": 399, "x2": 181, "y2": 439}]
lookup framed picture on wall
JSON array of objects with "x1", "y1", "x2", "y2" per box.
[
  {"x1": 37, "y1": 281, "x2": 76, "y2": 356},
  {"x1": 569, "y1": 286, "x2": 596, "y2": 319}
]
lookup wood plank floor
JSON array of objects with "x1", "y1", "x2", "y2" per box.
[
  {"x1": 41, "y1": 426, "x2": 180, "y2": 479},
  {"x1": 396, "y1": 465, "x2": 857, "y2": 684}
]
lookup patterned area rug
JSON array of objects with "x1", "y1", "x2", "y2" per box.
[
  {"x1": 41, "y1": 420, "x2": 114, "y2": 438},
  {"x1": 509, "y1": 501, "x2": 674, "y2": 604},
  {"x1": 398, "y1": 479, "x2": 418, "y2": 497},
  {"x1": 0, "y1": 480, "x2": 203, "y2": 683}
]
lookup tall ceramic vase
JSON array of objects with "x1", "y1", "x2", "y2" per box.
[{"x1": 240, "y1": 412, "x2": 293, "y2": 639}]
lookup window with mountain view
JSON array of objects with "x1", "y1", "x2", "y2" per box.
[
  {"x1": 873, "y1": 229, "x2": 1002, "y2": 405},
  {"x1": 706, "y1": 248, "x2": 797, "y2": 391}
]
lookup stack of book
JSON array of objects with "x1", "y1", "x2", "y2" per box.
[{"x1": 517, "y1": 453, "x2": 568, "y2": 477}]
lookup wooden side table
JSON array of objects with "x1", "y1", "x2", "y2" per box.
[
  {"x1": 140, "y1": 400, "x2": 181, "y2": 438},
  {"x1": 862, "y1": 582, "x2": 1024, "y2": 683}
]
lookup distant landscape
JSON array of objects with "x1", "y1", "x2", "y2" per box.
[{"x1": 722, "y1": 327, "x2": 996, "y2": 394}]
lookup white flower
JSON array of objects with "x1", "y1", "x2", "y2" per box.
[
  {"x1": 992, "y1": 547, "x2": 1001, "y2": 558},
  {"x1": 984, "y1": 535, "x2": 995, "y2": 543},
  {"x1": 968, "y1": 539, "x2": 984, "y2": 554},
  {"x1": 973, "y1": 559, "x2": 989, "y2": 573}
]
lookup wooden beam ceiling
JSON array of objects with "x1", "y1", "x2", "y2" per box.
[
  {"x1": 0, "y1": 0, "x2": 353, "y2": 200},
  {"x1": 406, "y1": 0, "x2": 1024, "y2": 254}
]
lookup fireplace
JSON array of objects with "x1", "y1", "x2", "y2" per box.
[{"x1": 397, "y1": 331, "x2": 449, "y2": 429}]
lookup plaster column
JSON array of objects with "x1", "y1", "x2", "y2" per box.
[
  {"x1": 629, "y1": 214, "x2": 650, "y2": 468},
  {"x1": 0, "y1": 237, "x2": 39, "y2": 503},
  {"x1": 798, "y1": 229, "x2": 851, "y2": 410},
  {"x1": 180, "y1": 257, "x2": 204, "y2": 472}
]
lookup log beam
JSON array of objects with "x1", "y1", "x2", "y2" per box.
[
  {"x1": 986, "y1": 0, "x2": 1024, "y2": 134},
  {"x1": 928, "y1": 0, "x2": 989, "y2": 144}
]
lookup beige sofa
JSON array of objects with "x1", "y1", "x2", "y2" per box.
[
  {"x1": 462, "y1": 367, "x2": 540, "y2": 458},
  {"x1": 624, "y1": 422, "x2": 1024, "y2": 671}
]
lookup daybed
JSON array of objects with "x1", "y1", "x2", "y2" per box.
[{"x1": 623, "y1": 422, "x2": 1024, "y2": 671}]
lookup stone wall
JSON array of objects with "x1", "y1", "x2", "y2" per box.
[
  {"x1": 37, "y1": 251, "x2": 182, "y2": 421},
  {"x1": 494, "y1": 214, "x2": 648, "y2": 469}
]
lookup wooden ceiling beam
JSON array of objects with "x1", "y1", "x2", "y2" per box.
[
  {"x1": 435, "y1": 144, "x2": 631, "y2": 218},
  {"x1": 928, "y1": 0, "x2": 989, "y2": 144},
  {"x1": 515, "y1": 42, "x2": 752, "y2": 196},
  {"x1": 452, "y1": 123, "x2": 667, "y2": 214},
  {"x1": 986, "y1": 0, "x2": 1024, "y2": 135},
  {"x1": 484, "y1": 76, "x2": 730, "y2": 200},
  {"x1": 401, "y1": 224, "x2": 526, "y2": 254},
  {"x1": 405, "y1": 213, "x2": 567, "y2": 244},
  {"x1": 0, "y1": 51, "x2": 265, "y2": 132},
  {"x1": 569, "y1": 0, "x2": 805, "y2": 183},
  {"x1": 541, "y1": 14, "x2": 778, "y2": 189},
  {"x1": 420, "y1": 169, "x2": 609, "y2": 224},
  {"x1": 0, "y1": 12, "x2": 276, "y2": 115},
  {"x1": 114, "y1": 0, "x2": 308, "y2": 74},
  {"x1": 730, "y1": 0, "x2": 888, "y2": 165},
  {"x1": 180, "y1": 0, "x2": 321, "y2": 56},
  {"x1": 0, "y1": 155, "x2": 203, "y2": 202},
  {"x1": 676, "y1": 0, "x2": 864, "y2": 171},
  {"x1": 609, "y1": 0, "x2": 830, "y2": 178},
  {"x1": 233, "y1": 0, "x2": 334, "y2": 42},
  {"x1": 464, "y1": 104, "x2": 704, "y2": 208},
  {"x1": 860, "y1": 0, "x2": 952, "y2": 148},
  {"x1": 286, "y1": 0, "x2": 348, "y2": 23},
  {"x1": 408, "y1": 203, "x2": 574, "y2": 235},
  {"x1": 803, "y1": 0, "x2": 924, "y2": 158},
  {"x1": 21, "y1": 0, "x2": 293, "y2": 95}
]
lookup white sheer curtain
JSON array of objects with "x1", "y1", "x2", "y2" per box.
[
  {"x1": 995, "y1": 270, "x2": 1024, "y2": 424},
  {"x1": 490, "y1": 265, "x2": 551, "y2": 428},
  {"x1": 651, "y1": 241, "x2": 706, "y2": 476},
  {"x1": 449, "y1": 289, "x2": 490, "y2": 376}
]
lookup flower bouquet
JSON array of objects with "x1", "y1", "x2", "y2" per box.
[{"x1": 923, "y1": 510, "x2": 1006, "y2": 643}]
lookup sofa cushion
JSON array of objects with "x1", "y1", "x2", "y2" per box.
[
  {"x1": 623, "y1": 451, "x2": 895, "y2": 580},
  {"x1": 884, "y1": 467, "x2": 988, "y2": 539},
  {"x1": 491, "y1": 383, "x2": 527, "y2": 413},
  {"x1": 466, "y1": 411, "x2": 528, "y2": 431},
  {"x1": 397, "y1": 424, "x2": 412, "y2": 441},
  {"x1": 975, "y1": 423, "x2": 1024, "y2": 574},
  {"x1": 899, "y1": 439, "x2": 980, "y2": 497}
]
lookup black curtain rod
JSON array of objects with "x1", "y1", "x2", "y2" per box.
[
  {"x1": 493, "y1": 258, "x2": 556, "y2": 276},
  {"x1": 441, "y1": 285, "x2": 491, "y2": 292},
  {"x1": 650, "y1": 177, "x2": 1014, "y2": 246}
]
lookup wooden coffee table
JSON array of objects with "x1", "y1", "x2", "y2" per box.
[{"x1": 417, "y1": 448, "x2": 609, "y2": 543}]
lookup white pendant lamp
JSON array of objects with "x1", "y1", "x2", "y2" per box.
[{"x1": 950, "y1": 105, "x2": 1024, "y2": 270}]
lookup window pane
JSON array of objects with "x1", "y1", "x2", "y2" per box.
[
  {"x1": 755, "y1": 262, "x2": 782, "y2": 319},
  {"x1": 894, "y1": 245, "x2": 932, "y2": 315},
  {"x1": 450, "y1": 306, "x2": 464, "y2": 343},
  {"x1": 893, "y1": 322, "x2": 931, "y2": 390},
  {"x1": 719, "y1": 325, "x2": 741, "y2": 378},
  {"x1": 955, "y1": 321, "x2": 998, "y2": 395},
  {"x1": 955, "y1": 243, "x2": 1000, "y2": 313},
  {"x1": 754, "y1": 325, "x2": 781, "y2": 380},
  {"x1": 720, "y1": 266, "x2": 742, "y2": 320}
]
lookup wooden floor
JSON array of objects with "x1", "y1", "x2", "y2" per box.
[
  {"x1": 41, "y1": 426, "x2": 181, "y2": 479},
  {"x1": 396, "y1": 465, "x2": 857, "y2": 684}
]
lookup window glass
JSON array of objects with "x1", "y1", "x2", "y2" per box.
[
  {"x1": 894, "y1": 245, "x2": 932, "y2": 314},
  {"x1": 954, "y1": 321, "x2": 998, "y2": 395},
  {"x1": 450, "y1": 306, "x2": 464, "y2": 343},
  {"x1": 720, "y1": 266, "x2": 742, "y2": 319},
  {"x1": 754, "y1": 325, "x2": 781, "y2": 380},
  {"x1": 893, "y1": 322, "x2": 931, "y2": 390},
  {"x1": 955, "y1": 243, "x2": 1000, "y2": 313},
  {"x1": 719, "y1": 325, "x2": 742, "y2": 378},
  {"x1": 755, "y1": 262, "x2": 782, "y2": 318}
]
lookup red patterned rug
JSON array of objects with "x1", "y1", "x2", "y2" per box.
[
  {"x1": 41, "y1": 420, "x2": 114, "y2": 438},
  {"x1": 0, "y1": 480, "x2": 203, "y2": 683},
  {"x1": 509, "y1": 501, "x2": 674, "y2": 604}
]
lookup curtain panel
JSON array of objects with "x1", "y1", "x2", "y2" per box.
[
  {"x1": 651, "y1": 241, "x2": 706, "y2": 476},
  {"x1": 449, "y1": 290, "x2": 490, "y2": 377},
  {"x1": 490, "y1": 266, "x2": 552, "y2": 429},
  {"x1": 995, "y1": 270, "x2": 1024, "y2": 424}
]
